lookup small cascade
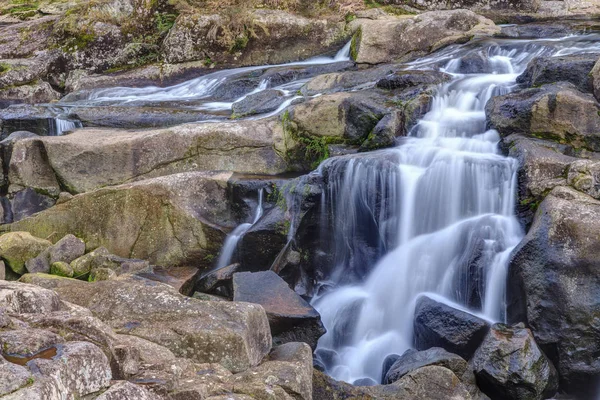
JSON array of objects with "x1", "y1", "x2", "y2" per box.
[
  {"x1": 51, "y1": 118, "x2": 82, "y2": 136},
  {"x1": 215, "y1": 189, "x2": 264, "y2": 270},
  {"x1": 311, "y1": 34, "x2": 600, "y2": 385}
]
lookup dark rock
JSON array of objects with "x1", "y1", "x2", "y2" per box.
[
  {"x1": 499, "y1": 23, "x2": 577, "y2": 39},
  {"x1": 381, "y1": 353, "x2": 401, "y2": 383},
  {"x1": 262, "y1": 61, "x2": 355, "y2": 89},
  {"x1": 10, "y1": 188, "x2": 55, "y2": 223},
  {"x1": 472, "y1": 323, "x2": 558, "y2": 400},
  {"x1": 239, "y1": 206, "x2": 289, "y2": 272},
  {"x1": 359, "y1": 112, "x2": 401, "y2": 151},
  {"x1": 232, "y1": 89, "x2": 286, "y2": 117},
  {"x1": 486, "y1": 82, "x2": 600, "y2": 152},
  {"x1": 384, "y1": 347, "x2": 467, "y2": 384},
  {"x1": 314, "y1": 348, "x2": 340, "y2": 372},
  {"x1": 452, "y1": 51, "x2": 489, "y2": 74},
  {"x1": 233, "y1": 271, "x2": 325, "y2": 349},
  {"x1": 301, "y1": 65, "x2": 400, "y2": 96},
  {"x1": 353, "y1": 378, "x2": 377, "y2": 386},
  {"x1": 413, "y1": 295, "x2": 490, "y2": 360},
  {"x1": 517, "y1": 53, "x2": 599, "y2": 94},
  {"x1": 136, "y1": 266, "x2": 200, "y2": 296},
  {"x1": 507, "y1": 186, "x2": 600, "y2": 394},
  {"x1": 195, "y1": 263, "x2": 239, "y2": 296},
  {"x1": 376, "y1": 70, "x2": 451, "y2": 91}
]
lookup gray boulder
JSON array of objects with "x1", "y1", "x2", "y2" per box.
[
  {"x1": 232, "y1": 89, "x2": 286, "y2": 118},
  {"x1": 384, "y1": 347, "x2": 467, "y2": 384}
]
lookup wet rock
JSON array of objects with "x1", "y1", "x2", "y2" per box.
[
  {"x1": 471, "y1": 323, "x2": 558, "y2": 400},
  {"x1": 0, "y1": 232, "x2": 51, "y2": 275},
  {"x1": 384, "y1": 347, "x2": 467, "y2": 384},
  {"x1": 233, "y1": 271, "x2": 325, "y2": 349},
  {"x1": 507, "y1": 186, "x2": 600, "y2": 394},
  {"x1": 451, "y1": 51, "x2": 490, "y2": 74},
  {"x1": 196, "y1": 263, "x2": 240, "y2": 295},
  {"x1": 359, "y1": 112, "x2": 401, "y2": 151},
  {"x1": 30, "y1": 341, "x2": 112, "y2": 397},
  {"x1": 10, "y1": 188, "x2": 56, "y2": 223},
  {"x1": 0, "y1": 328, "x2": 64, "y2": 356},
  {"x1": 10, "y1": 172, "x2": 233, "y2": 269},
  {"x1": 301, "y1": 65, "x2": 400, "y2": 95},
  {"x1": 232, "y1": 89, "x2": 286, "y2": 118},
  {"x1": 413, "y1": 295, "x2": 490, "y2": 359},
  {"x1": 517, "y1": 53, "x2": 599, "y2": 93},
  {"x1": 381, "y1": 353, "x2": 401, "y2": 383},
  {"x1": 349, "y1": 10, "x2": 499, "y2": 65},
  {"x1": 487, "y1": 82, "x2": 600, "y2": 152},
  {"x1": 376, "y1": 70, "x2": 451, "y2": 91},
  {"x1": 163, "y1": 10, "x2": 348, "y2": 66},
  {"x1": 96, "y1": 381, "x2": 161, "y2": 400},
  {"x1": 262, "y1": 61, "x2": 355, "y2": 89},
  {"x1": 47, "y1": 277, "x2": 272, "y2": 373},
  {"x1": 499, "y1": 23, "x2": 574, "y2": 39}
]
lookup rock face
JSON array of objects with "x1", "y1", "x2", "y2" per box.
[
  {"x1": 400, "y1": 0, "x2": 540, "y2": 11},
  {"x1": 508, "y1": 186, "x2": 600, "y2": 393},
  {"x1": 487, "y1": 82, "x2": 600, "y2": 152},
  {"x1": 9, "y1": 172, "x2": 232, "y2": 268},
  {"x1": 163, "y1": 10, "x2": 348, "y2": 66},
  {"x1": 517, "y1": 53, "x2": 599, "y2": 94},
  {"x1": 233, "y1": 271, "x2": 325, "y2": 349},
  {"x1": 350, "y1": 10, "x2": 499, "y2": 65},
  {"x1": 413, "y1": 296, "x2": 490, "y2": 360},
  {"x1": 471, "y1": 323, "x2": 558, "y2": 400}
]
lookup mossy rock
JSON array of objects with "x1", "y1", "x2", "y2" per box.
[
  {"x1": 0, "y1": 232, "x2": 51, "y2": 275},
  {"x1": 50, "y1": 261, "x2": 74, "y2": 278}
]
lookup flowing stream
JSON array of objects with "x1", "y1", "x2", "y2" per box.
[{"x1": 311, "y1": 33, "x2": 600, "y2": 384}]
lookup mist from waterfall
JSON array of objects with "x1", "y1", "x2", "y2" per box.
[{"x1": 312, "y1": 34, "x2": 600, "y2": 384}]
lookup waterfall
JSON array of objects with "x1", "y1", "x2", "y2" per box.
[
  {"x1": 215, "y1": 189, "x2": 264, "y2": 270},
  {"x1": 52, "y1": 118, "x2": 82, "y2": 136},
  {"x1": 312, "y1": 34, "x2": 600, "y2": 385}
]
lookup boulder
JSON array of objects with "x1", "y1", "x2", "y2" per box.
[
  {"x1": 359, "y1": 112, "x2": 400, "y2": 151},
  {"x1": 401, "y1": 0, "x2": 540, "y2": 11},
  {"x1": 301, "y1": 65, "x2": 401, "y2": 96},
  {"x1": 233, "y1": 271, "x2": 325, "y2": 349},
  {"x1": 8, "y1": 137, "x2": 61, "y2": 197},
  {"x1": 413, "y1": 296, "x2": 490, "y2": 360},
  {"x1": 517, "y1": 53, "x2": 599, "y2": 94},
  {"x1": 349, "y1": 11, "x2": 499, "y2": 65},
  {"x1": 9, "y1": 188, "x2": 56, "y2": 223},
  {"x1": 162, "y1": 10, "x2": 347, "y2": 66},
  {"x1": 471, "y1": 323, "x2": 558, "y2": 400},
  {"x1": 10, "y1": 172, "x2": 233, "y2": 269},
  {"x1": 0, "y1": 232, "x2": 52, "y2": 275},
  {"x1": 0, "y1": 357, "x2": 32, "y2": 396},
  {"x1": 375, "y1": 70, "x2": 451, "y2": 91},
  {"x1": 96, "y1": 381, "x2": 161, "y2": 400},
  {"x1": 232, "y1": 89, "x2": 287, "y2": 118},
  {"x1": 0, "y1": 81, "x2": 61, "y2": 107},
  {"x1": 0, "y1": 328, "x2": 64, "y2": 356},
  {"x1": 69, "y1": 247, "x2": 150, "y2": 278},
  {"x1": 89, "y1": 267, "x2": 117, "y2": 281},
  {"x1": 46, "y1": 276, "x2": 272, "y2": 373},
  {"x1": 384, "y1": 347, "x2": 468, "y2": 384},
  {"x1": 592, "y1": 57, "x2": 600, "y2": 101},
  {"x1": 0, "y1": 280, "x2": 62, "y2": 313},
  {"x1": 487, "y1": 82, "x2": 600, "y2": 152},
  {"x1": 507, "y1": 186, "x2": 600, "y2": 393},
  {"x1": 26, "y1": 234, "x2": 85, "y2": 275},
  {"x1": 196, "y1": 263, "x2": 240, "y2": 296}
]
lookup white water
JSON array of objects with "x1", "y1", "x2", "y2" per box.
[
  {"x1": 71, "y1": 41, "x2": 351, "y2": 107},
  {"x1": 215, "y1": 189, "x2": 264, "y2": 270},
  {"x1": 312, "y1": 34, "x2": 600, "y2": 384},
  {"x1": 53, "y1": 118, "x2": 82, "y2": 135}
]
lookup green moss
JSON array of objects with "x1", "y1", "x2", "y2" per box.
[
  {"x1": 350, "y1": 26, "x2": 362, "y2": 62},
  {"x1": 345, "y1": 13, "x2": 356, "y2": 23},
  {"x1": 277, "y1": 220, "x2": 291, "y2": 236},
  {"x1": 0, "y1": 63, "x2": 10, "y2": 75},
  {"x1": 155, "y1": 12, "x2": 177, "y2": 34},
  {"x1": 281, "y1": 109, "x2": 331, "y2": 169}
]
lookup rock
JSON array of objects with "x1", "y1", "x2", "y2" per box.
[
  {"x1": 26, "y1": 234, "x2": 85, "y2": 275},
  {"x1": 0, "y1": 81, "x2": 61, "y2": 108},
  {"x1": 0, "y1": 328, "x2": 64, "y2": 357},
  {"x1": 0, "y1": 232, "x2": 51, "y2": 275},
  {"x1": 8, "y1": 137, "x2": 62, "y2": 198},
  {"x1": 232, "y1": 89, "x2": 287, "y2": 118},
  {"x1": 381, "y1": 353, "x2": 401, "y2": 383},
  {"x1": 384, "y1": 347, "x2": 468, "y2": 384},
  {"x1": 592, "y1": 57, "x2": 600, "y2": 101},
  {"x1": 96, "y1": 381, "x2": 161, "y2": 400},
  {"x1": 359, "y1": 112, "x2": 400, "y2": 151},
  {"x1": 233, "y1": 271, "x2": 325, "y2": 349},
  {"x1": 402, "y1": 0, "x2": 540, "y2": 11},
  {"x1": 413, "y1": 295, "x2": 490, "y2": 360},
  {"x1": 10, "y1": 172, "x2": 233, "y2": 269},
  {"x1": 89, "y1": 267, "x2": 117, "y2": 281},
  {"x1": 0, "y1": 280, "x2": 62, "y2": 313},
  {"x1": 0, "y1": 261, "x2": 5, "y2": 280},
  {"x1": 229, "y1": 342, "x2": 313, "y2": 400},
  {"x1": 354, "y1": 378, "x2": 378, "y2": 386},
  {"x1": 507, "y1": 186, "x2": 600, "y2": 393},
  {"x1": 47, "y1": 277, "x2": 272, "y2": 373},
  {"x1": 499, "y1": 23, "x2": 575, "y2": 39},
  {"x1": 375, "y1": 70, "x2": 451, "y2": 91},
  {"x1": 50, "y1": 261, "x2": 73, "y2": 277},
  {"x1": 471, "y1": 323, "x2": 558, "y2": 400},
  {"x1": 163, "y1": 10, "x2": 347, "y2": 66},
  {"x1": 10, "y1": 188, "x2": 56, "y2": 223},
  {"x1": 29, "y1": 341, "x2": 112, "y2": 397},
  {"x1": 135, "y1": 265, "x2": 200, "y2": 296},
  {"x1": 301, "y1": 65, "x2": 400, "y2": 96},
  {"x1": 487, "y1": 82, "x2": 600, "y2": 152},
  {"x1": 350, "y1": 11, "x2": 499, "y2": 65},
  {"x1": 0, "y1": 357, "x2": 32, "y2": 396},
  {"x1": 517, "y1": 53, "x2": 599, "y2": 93},
  {"x1": 196, "y1": 263, "x2": 240, "y2": 295}
]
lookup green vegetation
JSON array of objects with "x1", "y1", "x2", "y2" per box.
[{"x1": 281, "y1": 110, "x2": 330, "y2": 169}]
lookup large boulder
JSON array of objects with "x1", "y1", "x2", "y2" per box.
[
  {"x1": 232, "y1": 89, "x2": 287, "y2": 118},
  {"x1": 233, "y1": 271, "x2": 325, "y2": 349},
  {"x1": 517, "y1": 53, "x2": 599, "y2": 94},
  {"x1": 25, "y1": 234, "x2": 85, "y2": 274},
  {"x1": 471, "y1": 323, "x2": 558, "y2": 400},
  {"x1": 162, "y1": 10, "x2": 348, "y2": 65},
  {"x1": 0, "y1": 232, "x2": 52, "y2": 275},
  {"x1": 46, "y1": 276, "x2": 272, "y2": 373},
  {"x1": 384, "y1": 347, "x2": 468, "y2": 384},
  {"x1": 487, "y1": 82, "x2": 600, "y2": 153},
  {"x1": 349, "y1": 10, "x2": 499, "y2": 65},
  {"x1": 413, "y1": 296, "x2": 490, "y2": 360},
  {"x1": 507, "y1": 186, "x2": 600, "y2": 393},
  {"x1": 9, "y1": 172, "x2": 232, "y2": 268}
]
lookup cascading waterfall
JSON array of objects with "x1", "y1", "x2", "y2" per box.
[
  {"x1": 215, "y1": 189, "x2": 264, "y2": 270},
  {"x1": 52, "y1": 118, "x2": 82, "y2": 136},
  {"x1": 312, "y1": 34, "x2": 600, "y2": 385}
]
